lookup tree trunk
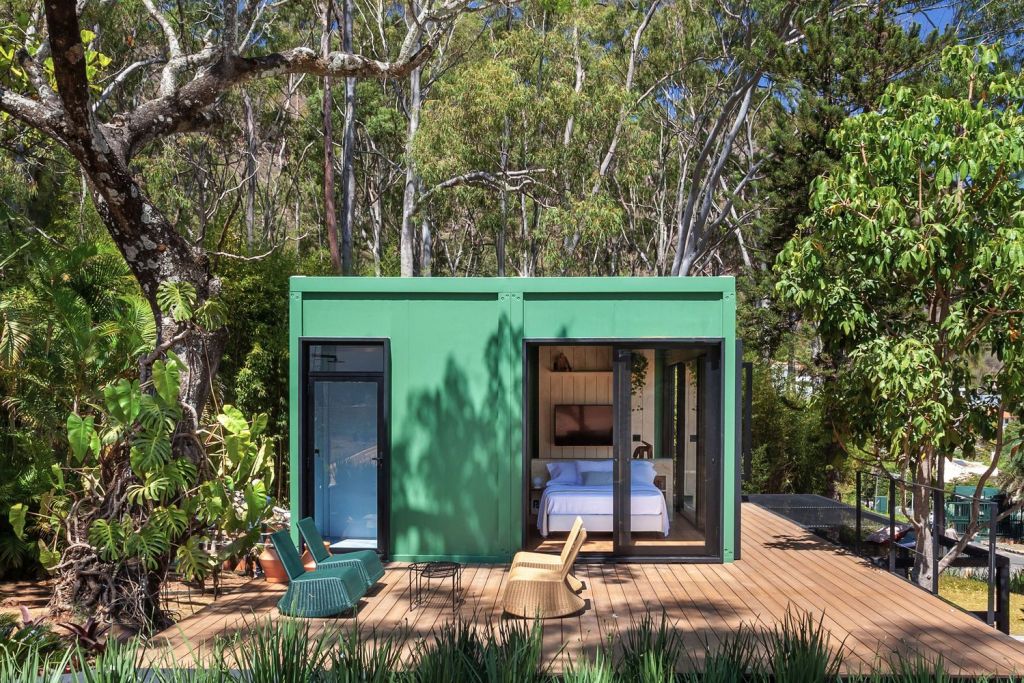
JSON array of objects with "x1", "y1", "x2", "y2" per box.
[
  {"x1": 321, "y1": 0, "x2": 342, "y2": 273},
  {"x1": 242, "y1": 92, "x2": 257, "y2": 255},
  {"x1": 39, "y1": 0, "x2": 226, "y2": 629},
  {"x1": 339, "y1": 0, "x2": 356, "y2": 274},
  {"x1": 909, "y1": 452, "x2": 941, "y2": 590},
  {"x1": 400, "y1": 61, "x2": 421, "y2": 277},
  {"x1": 420, "y1": 211, "x2": 433, "y2": 276},
  {"x1": 497, "y1": 114, "x2": 509, "y2": 276}
]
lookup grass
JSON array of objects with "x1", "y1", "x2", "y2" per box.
[
  {"x1": 939, "y1": 574, "x2": 1024, "y2": 636},
  {"x1": 2, "y1": 607, "x2": 991, "y2": 681}
]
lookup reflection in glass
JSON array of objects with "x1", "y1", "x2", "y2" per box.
[
  {"x1": 309, "y1": 344, "x2": 384, "y2": 373},
  {"x1": 312, "y1": 380, "x2": 379, "y2": 549}
]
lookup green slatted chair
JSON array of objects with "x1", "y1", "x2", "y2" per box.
[
  {"x1": 297, "y1": 517, "x2": 386, "y2": 589},
  {"x1": 269, "y1": 530, "x2": 366, "y2": 618}
]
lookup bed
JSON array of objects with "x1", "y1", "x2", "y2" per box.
[{"x1": 535, "y1": 460, "x2": 670, "y2": 537}]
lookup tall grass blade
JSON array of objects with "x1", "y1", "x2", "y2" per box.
[
  {"x1": 617, "y1": 612, "x2": 684, "y2": 682},
  {"x1": 325, "y1": 626, "x2": 403, "y2": 683},
  {"x1": 562, "y1": 648, "x2": 616, "y2": 683},
  {"x1": 224, "y1": 617, "x2": 331, "y2": 683},
  {"x1": 75, "y1": 636, "x2": 146, "y2": 683},
  {"x1": 690, "y1": 623, "x2": 763, "y2": 683},
  {"x1": 479, "y1": 619, "x2": 545, "y2": 683},
  {"x1": 761, "y1": 609, "x2": 844, "y2": 683}
]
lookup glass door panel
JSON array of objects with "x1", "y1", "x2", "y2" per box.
[
  {"x1": 311, "y1": 379, "x2": 382, "y2": 550},
  {"x1": 616, "y1": 347, "x2": 712, "y2": 557}
]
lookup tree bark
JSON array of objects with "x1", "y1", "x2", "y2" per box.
[
  {"x1": 41, "y1": 0, "x2": 224, "y2": 627},
  {"x1": 339, "y1": 0, "x2": 356, "y2": 274},
  {"x1": 322, "y1": 0, "x2": 342, "y2": 273},
  {"x1": 400, "y1": 60, "x2": 422, "y2": 276},
  {"x1": 242, "y1": 92, "x2": 257, "y2": 255}
]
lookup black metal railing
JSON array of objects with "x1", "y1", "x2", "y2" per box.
[{"x1": 853, "y1": 470, "x2": 1009, "y2": 634}]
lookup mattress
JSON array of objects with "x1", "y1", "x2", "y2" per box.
[{"x1": 537, "y1": 482, "x2": 669, "y2": 536}]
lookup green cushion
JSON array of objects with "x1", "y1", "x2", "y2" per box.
[
  {"x1": 296, "y1": 517, "x2": 331, "y2": 564},
  {"x1": 269, "y1": 529, "x2": 306, "y2": 581},
  {"x1": 278, "y1": 576, "x2": 359, "y2": 618},
  {"x1": 319, "y1": 549, "x2": 386, "y2": 587},
  {"x1": 296, "y1": 517, "x2": 385, "y2": 588}
]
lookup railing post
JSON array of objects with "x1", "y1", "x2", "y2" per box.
[
  {"x1": 931, "y1": 489, "x2": 942, "y2": 595},
  {"x1": 889, "y1": 477, "x2": 897, "y2": 574},
  {"x1": 989, "y1": 500, "x2": 998, "y2": 628},
  {"x1": 855, "y1": 471, "x2": 862, "y2": 556}
]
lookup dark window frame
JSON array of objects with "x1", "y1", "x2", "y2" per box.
[
  {"x1": 300, "y1": 337, "x2": 391, "y2": 559},
  {"x1": 520, "y1": 338, "x2": 729, "y2": 563}
]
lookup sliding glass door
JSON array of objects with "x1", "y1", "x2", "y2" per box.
[
  {"x1": 612, "y1": 344, "x2": 721, "y2": 558},
  {"x1": 305, "y1": 342, "x2": 388, "y2": 554}
]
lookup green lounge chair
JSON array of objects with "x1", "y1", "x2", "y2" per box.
[
  {"x1": 297, "y1": 517, "x2": 386, "y2": 589},
  {"x1": 269, "y1": 530, "x2": 366, "y2": 617}
]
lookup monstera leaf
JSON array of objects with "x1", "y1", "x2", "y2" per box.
[
  {"x1": 8, "y1": 503, "x2": 26, "y2": 539},
  {"x1": 151, "y1": 353, "x2": 183, "y2": 407},
  {"x1": 103, "y1": 379, "x2": 141, "y2": 426},
  {"x1": 67, "y1": 413, "x2": 100, "y2": 464},
  {"x1": 156, "y1": 281, "x2": 196, "y2": 322}
]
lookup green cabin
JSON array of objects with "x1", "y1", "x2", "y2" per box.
[{"x1": 289, "y1": 277, "x2": 741, "y2": 563}]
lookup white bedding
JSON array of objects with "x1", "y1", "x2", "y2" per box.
[{"x1": 537, "y1": 482, "x2": 669, "y2": 536}]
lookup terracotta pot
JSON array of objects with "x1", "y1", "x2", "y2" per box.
[
  {"x1": 258, "y1": 545, "x2": 289, "y2": 584},
  {"x1": 299, "y1": 541, "x2": 332, "y2": 571}
]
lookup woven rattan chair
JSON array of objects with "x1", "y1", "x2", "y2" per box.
[
  {"x1": 511, "y1": 516, "x2": 585, "y2": 592},
  {"x1": 269, "y1": 530, "x2": 367, "y2": 617},
  {"x1": 296, "y1": 517, "x2": 386, "y2": 589},
  {"x1": 501, "y1": 526, "x2": 587, "y2": 619}
]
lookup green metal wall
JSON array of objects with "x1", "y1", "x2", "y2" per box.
[{"x1": 289, "y1": 278, "x2": 737, "y2": 562}]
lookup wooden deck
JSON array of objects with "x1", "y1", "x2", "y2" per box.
[{"x1": 149, "y1": 504, "x2": 1024, "y2": 675}]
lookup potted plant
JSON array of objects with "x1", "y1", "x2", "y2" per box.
[{"x1": 257, "y1": 531, "x2": 289, "y2": 583}]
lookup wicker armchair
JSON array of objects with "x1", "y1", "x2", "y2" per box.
[
  {"x1": 511, "y1": 516, "x2": 585, "y2": 592},
  {"x1": 501, "y1": 524, "x2": 587, "y2": 619}
]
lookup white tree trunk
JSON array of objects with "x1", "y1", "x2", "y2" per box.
[{"x1": 400, "y1": 63, "x2": 421, "y2": 277}]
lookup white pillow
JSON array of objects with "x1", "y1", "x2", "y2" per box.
[
  {"x1": 546, "y1": 460, "x2": 580, "y2": 486},
  {"x1": 631, "y1": 460, "x2": 656, "y2": 485},
  {"x1": 576, "y1": 459, "x2": 613, "y2": 474}
]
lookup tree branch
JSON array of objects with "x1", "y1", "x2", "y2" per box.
[
  {"x1": 121, "y1": 42, "x2": 437, "y2": 159},
  {"x1": 16, "y1": 48, "x2": 62, "y2": 110},
  {"x1": 414, "y1": 169, "x2": 547, "y2": 211},
  {"x1": 0, "y1": 87, "x2": 65, "y2": 141},
  {"x1": 140, "y1": 0, "x2": 184, "y2": 97},
  {"x1": 93, "y1": 57, "x2": 166, "y2": 112}
]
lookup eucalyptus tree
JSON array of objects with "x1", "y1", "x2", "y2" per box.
[
  {"x1": 0, "y1": 0, "x2": 499, "y2": 625},
  {"x1": 776, "y1": 45, "x2": 1024, "y2": 586}
]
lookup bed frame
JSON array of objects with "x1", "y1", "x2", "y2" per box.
[{"x1": 546, "y1": 513, "x2": 666, "y2": 535}]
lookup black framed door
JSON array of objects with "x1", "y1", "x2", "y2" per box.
[
  {"x1": 612, "y1": 347, "x2": 633, "y2": 554},
  {"x1": 303, "y1": 341, "x2": 389, "y2": 556},
  {"x1": 611, "y1": 343, "x2": 723, "y2": 558},
  {"x1": 521, "y1": 338, "x2": 725, "y2": 562}
]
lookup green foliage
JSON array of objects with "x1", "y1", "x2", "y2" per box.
[
  {"x1": 748, "y1": 367, "x2": 835, "y2": 495},
  {"x1": 0, "y1": 611, "x2": 63, "y2": 667},
  {"x1": 0, "y1": 611, "x2": 973, "y2": 681},
  {"x1": 156, "y1": 281, "x2": 197, "y2": 323},
  {"x1": 776, "y1": 44, "x2": 1024, "y2": 510},
  {"x1": 36, "y1": 283, "x2": 275, "y2": 598},
  {"x1": 617, "y1": 613, "x2": 685, "y2": 683},
  {"x1": 761, "y1": 611, "x2": 844, "y2": 682},
  {"x1": 0, "y1": 220, "x2": 152, "y2": 578}
]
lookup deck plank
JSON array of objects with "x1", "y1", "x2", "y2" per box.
[{"x1": 147, "y1": 504, "x2": 1024, "y2": 676}]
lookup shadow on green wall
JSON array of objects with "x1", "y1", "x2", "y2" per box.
[{"x1": 390, "y1": 310, "x2": 523, "y2": 560}]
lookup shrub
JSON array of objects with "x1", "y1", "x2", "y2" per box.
[
  {"x1": 617, "y1": 612, "x2": 685, "y2": 682},
  {"x1": 761, "y1": 610, "x2": 844, "y2": 682}
]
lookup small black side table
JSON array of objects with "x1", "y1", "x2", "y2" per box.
[{"x1": 409, "y1": 561, "x2": 463, "y2": 612}]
